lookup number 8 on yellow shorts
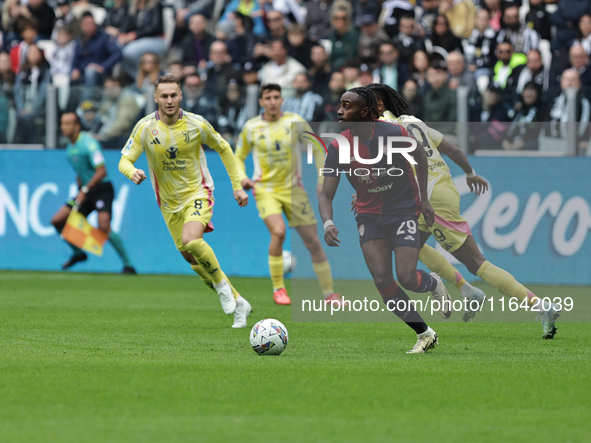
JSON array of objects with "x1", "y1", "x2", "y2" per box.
[
  {"x1": 254, "y1": 186, "x2": 316, "y2": 227},
  {"x1": 418, "y1": 182, "x2": 472, "y2": 253},
  {"x1": 161, "y1": 198, "x2": 215, "y2": 252}
]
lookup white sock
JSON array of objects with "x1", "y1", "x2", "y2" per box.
[{"x1": 460, "y1": 282, "x2": 474, "y2": 299}]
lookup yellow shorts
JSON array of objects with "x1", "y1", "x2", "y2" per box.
[
  {"x1": 161, "y1": 197, "x2": 214, "y2": 251},
  {"x1": 418, "y1": 182, "x2": 471, "y2": 253},
  {"x1": 254, "y1": 186, "x2": 316, "y2": 227}
]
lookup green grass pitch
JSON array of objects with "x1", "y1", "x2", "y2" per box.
[{"x1": 1, "y1": 271, "x2": 590, "y2": 442}]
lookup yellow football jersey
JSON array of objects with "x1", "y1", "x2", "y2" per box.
[
  {"x1": 235, "y1": 112, "x2": 322, "y2": 193},
  {"x1": 120, "y1": 109, "x2": 241, "y2": 213},
  {"x1": 381, "y1": 110, "x2": 454, "y2": 197}
]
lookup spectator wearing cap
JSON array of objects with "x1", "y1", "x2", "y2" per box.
[
  {"x1": 94, "y1": 76, "x2": 141, "y2": 149},
  {"x1": 104, "y1": 0, "x2": 129, "y2": 38},
  {"x1": 52, "y1": 0, "x2": 79, "y2": 40},
  {"x1": 181, "y1": 14, "x2": 215, "y2": 76},
  {"x1": 259, "y1": 39, "x2": 306, "y2": 97},
  {"x1": 446, "y1": 50, "x2": 476, "y2": 90},
  {"x1": 438, "y1": 0, "x2": 475, "y2": 39},
  {"x1": 282, "y1": 72, "x2": 324, "y2": 121},
  {"x1": 354, "y1": 0, "x2": 382, "y2": 24},
  {"x1": 507, "y1": 49, "x2": 559, "y2": 104},
  {"x1": 287, "y1": 24, "x2": 315, "y2": 69},
  {"x1": 242, "y1": 61, "x2": 260, "y2": 85},
  {"x1": 117, "y1": 0, "x2": 166, "y2": 78},
  {"x1": 204, "y1": 40, "x2": 243, "y2": 100},
  {"x1": 357, "y1": 14, "x2": 392, "y2": 68},
  {"x1": 548, "y1": 69, "x2": 590, "y2": 152},
  {"x1": 402, "y1": 79, "x2": 423, "y2": 119},
  {"x1": 329, "y1": 4, "x2": 359, "y2": 69},
  {"x1": 569, "y1": 44, "x2": 591, "y2": 88},
  {"x1": 71, "y1": 12, "x2": 123, "y2": 101},
  {"x1": 491, "y1": 39, "x2": 527, "y2": 90},
  {"x1": 423, "y1": 60, "x2": 457, "y2": 134},
  {"x1": 496, "y1": 5, "x2": 539, "y2": 55},
  {"x1": 372, "y1": 42, "x2": 409, "y2": 91},
  {"x1": 425, "y1": 14, "x2": 463, "y2": 57},
  {"x1": 379, "y1": 0, "x2": 415, "y2": 38},
  {"x1": 226, "y1": 13, "x2": 257, "y2": 69},
  {"x1": 502, "y1": 82, "x2": 545, "y2": 151},
  {"x1": 181, "y1": 73, "x2": 219, "y2": 127},
  {"x1": 305, "y1": 0, "x2": 333, "y2": 41},
  {"x1": 77, "y1": 99, "x2": 102, "y2": 133},
  {"x1": 22, "y1": 0, "x2": 55, "y2": 40},
  {"x1": 309, "y1": 44, "x2": 332, "y2": 94},
  {"x1": 463, "y1": 8, "x2": 497, "y2": 80},
  {"x1": 393, "y1": 15, "x2": 426, "y2": 65},
  {"x1": 525, "y1": 0, "x2": 551, "y2": 42},
  {"x1": 322, "y1": 71, "x2": 346, "y2": 122}
]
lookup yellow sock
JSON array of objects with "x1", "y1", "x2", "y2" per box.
[
  {"x1": 419, "y1": 244, "x2": 468, "y2": 291},
  {"x1": 476, "y1": 261, "x2": 537, "y2": 306},
  {"x1": 269, "y1": 255, "x2": 284, "y2": 290},
  {"x1": 312, "y1": 260, "x2": 334, "y2": 296},
  {"x1": 185, "y1": 239, "x2": 223, "y2": 284},
  {"x1": 190, "y1": 266, "x2": 239, "y2": 299}
]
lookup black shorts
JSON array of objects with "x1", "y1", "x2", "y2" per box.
[
  {"x1": 356, "y1": 212, "x2": 420, "y2": 249},
  {"x1": 66, "y1": 182, "x2": 114, "y2": 217}
]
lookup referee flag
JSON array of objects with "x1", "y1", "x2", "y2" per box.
[{"x1": 61, "y1": 210, "x2": 109, "y2": 256}]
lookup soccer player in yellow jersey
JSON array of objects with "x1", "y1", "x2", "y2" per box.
[
  {"x1": 235, "y1": 84, "x2": 346, "y2": 306},
  {"x1": 118, "y1": 75, "x2": 252, "y2": 329},
  {"x1": 365, "y1": 83, "x2": 561, "y2": 338}
]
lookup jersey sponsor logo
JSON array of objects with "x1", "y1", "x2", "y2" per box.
[
  {"x1": 367, "y1": 182, "x2": 394, "y2": 193},
  {"x1": 358, "y1": 175, "x2": 373, "y2": 184},
  {"x1": 151, "y1": 138, "x2": 161, "y2": 145},
  {"x1": 165, "y1": 147, "x2": 179, "y2": 159}
]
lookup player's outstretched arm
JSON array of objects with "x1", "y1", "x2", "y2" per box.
[
  {"x1": 409, "y1": 141, "x2": 434, "y2": 228},
  {"x1": 318, "y1": 176, "x2": 341, "y2": 247},
  {"x1": 437, "y1": 138, "x2": 489, "y2": 195},
  {"x1": 119, "y1": 155, "x2": 146, "y2": 185}
]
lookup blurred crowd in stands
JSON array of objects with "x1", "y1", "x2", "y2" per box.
[{"x1": 0, "y1": 0, "x2": 590, "y2": 152}]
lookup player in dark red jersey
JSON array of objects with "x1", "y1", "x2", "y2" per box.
[{"x1": 318, "y1": 87, "x2": 451, "y2": 354}]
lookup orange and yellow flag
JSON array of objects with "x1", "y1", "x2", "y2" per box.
[{"x1": 61, "y1": 210, "x2": 109, "y2": 256}]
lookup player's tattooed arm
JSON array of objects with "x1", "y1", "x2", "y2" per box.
[
  {"x1": 438, "y1": 139, "x2": 489, "y2": 195},
  {"x1": 319, "y1": 176, "x2": 341, "y2": 247},
  {"x1": 409, "y1": 141, "x2": 435, "y2": 228}
]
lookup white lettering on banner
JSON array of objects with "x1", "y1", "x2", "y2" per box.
[
  {"x1": 29, "y1": 183, "x2": 58, "y2": 236},
  {"x1": 453, "y1": 176, "x2": 591, "y2": 257},
  {"x1": 0, "y1": 182, "x2": 129, "y2": 237},
  {"x1": 0, "y1": 183, "x2": 28, "y2": 236},
  {"x1": 552, "y1": 197, "x2": 591, "y2": 256}
]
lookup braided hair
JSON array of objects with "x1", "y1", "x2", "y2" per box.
[
  {"x1": 347, "y1": 86, "x2": 380, "y2": 120},
  {"x1": 366, "y1": 83, "x2": 409, "y2": 118}
]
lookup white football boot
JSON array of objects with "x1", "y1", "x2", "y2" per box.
[
  {"x1": 406, "y1": 327, "x2": 439, "y2": 354},
  {"x1": 462, "y1": 286, "x2": 487, "y2": 323},
  {"x1": 430, "y1": 273, "x2": 452, "y2": 319},
  {"x1": 232, "y1": 296, "x2": 252, "y2": 329},
  {"x1": 536, "y1": 300, "x2": 561, "y2": 339},
  {"x1": 213, "y1": 279, "x2": 237, "y2": 314}
]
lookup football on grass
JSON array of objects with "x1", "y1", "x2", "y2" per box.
[
  {"x1": 282, "y1": 250, "x2": 297, "y2": 274},
  {"x1": 250, "y1": 319, "x2": 289, "y2": 355}
]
